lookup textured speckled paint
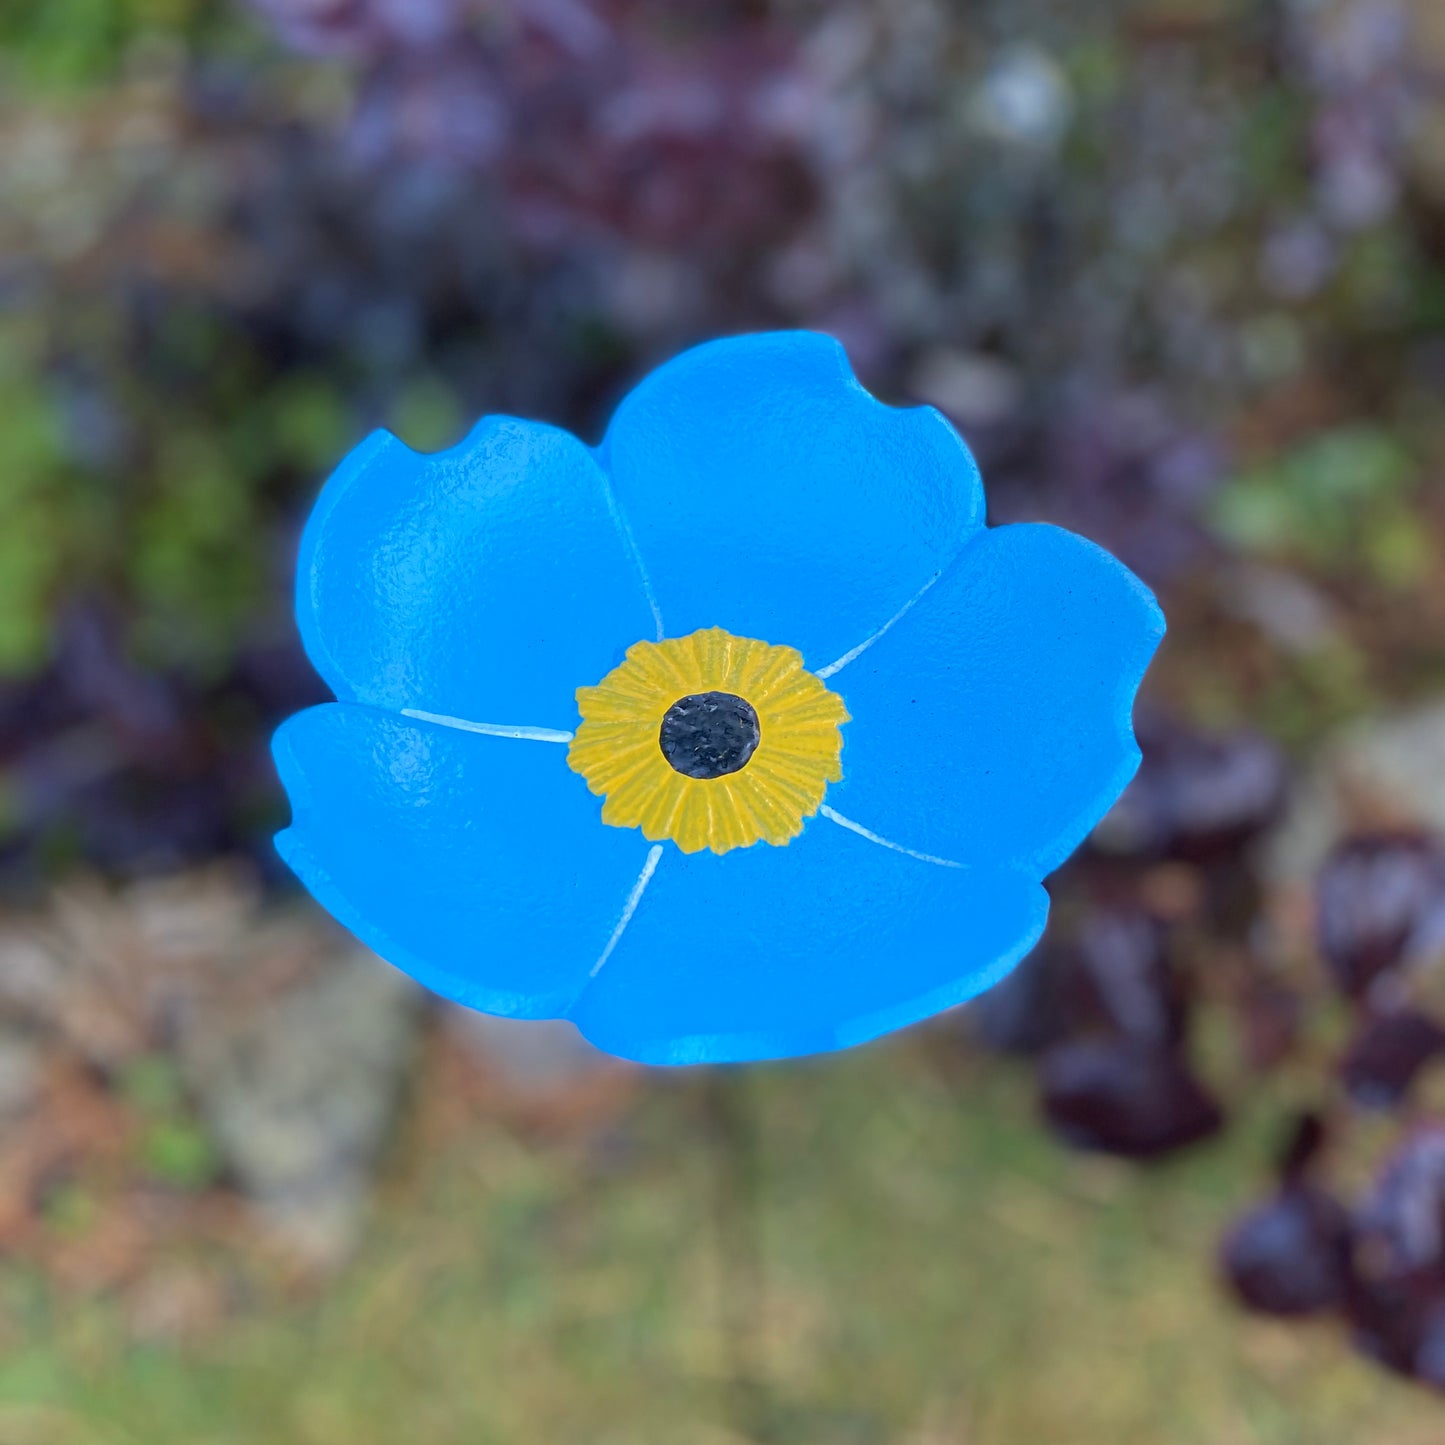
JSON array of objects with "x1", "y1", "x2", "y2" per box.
[
  {"x1": 827, "y1": 522, "x2": 1163, "y2": 875},
  {"x1": 273, "y1": 705, "x2": 651, "y2": 1019},
  {"x1": 275, "y1": 331, "x2": 1164, "y2": 1065},
  {"x1": 296, "y1": 417, "x2": 655, "y2": 732},
  {"x1": 568, "y1": 821, "x2": 1049, "y2": 1065},
  {"x1": 600, "y1": 331, "x2": 985, "y2": 671}
]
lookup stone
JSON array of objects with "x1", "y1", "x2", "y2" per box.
[
  {"x1": 0, "y1": 1029, "x2": 41, "y2": 1120},
  {"x1": 1265, "y1": 698, "x2": 1445, "y2": 888},
  {"x1": 181, "y1": 934, "x2": 421, "y2": 1269}
]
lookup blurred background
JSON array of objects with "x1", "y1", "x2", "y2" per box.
[{"x1": 4, "y1": 0, "x2": 1445, "y2": 1440}]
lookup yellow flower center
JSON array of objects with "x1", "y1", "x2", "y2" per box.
[{"x1": 568, "y1": 627, "x2": 850, "y2": 855}]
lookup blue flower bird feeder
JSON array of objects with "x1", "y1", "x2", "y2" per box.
[{"x1": 273, "y1": 332, "x2": 1164, "y2": 1065}]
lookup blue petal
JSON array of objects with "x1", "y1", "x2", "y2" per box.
[
  {"x1": 570, "y1": 819, "x2": 1048, "y2": 1064},
  {"x1": 599, "y1": 332, "x2": 984, "y2": 672},
  {"x1": 273, "y1": 705, "x2": 655, "y2": 1018},
  {"x1": 826, "y1": 523, "x2": 1165, "y2": 875},
  {"x1": 297, "y1": 418, "x2": 656, "y2": 732}
]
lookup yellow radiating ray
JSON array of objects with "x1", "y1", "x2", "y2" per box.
[
  {"x1": 729, "y1": 772, "x2": 807, "y2": 845},
  {"x1": 569, "y1": 626, "x2": 848, "y2": 856},
  {"x1": 743, "y1": 769, "x2": 827, "y2": 816}
]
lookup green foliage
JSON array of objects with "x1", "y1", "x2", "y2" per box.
[
  {"x1": 141, "y1": 1119, "x2": 219, "y2": 1190},
  {"x1": 388, "y1": 376, "x2": 466, "y2": 456},
  {"x1": 0, "y1": 303, "x2": 367, "y2": 680},
  {"x1": 1239, "y1": 88, "x2": 1313, "y2": 203},
  {"x1": 39, "y1": 1180, "x2": 98, "y2": 1235},
  {"x1": 0, "y1": 250, "x2": 474, "y2": 680},
  {"x1": 1255, "y1": 638, "x2": 1375, "y2": 750},
  {"x1": 118, "y1": 1053, "x2": 187, "y2": 1114},
  {"x1": 1209, "y1": 426, "x2": 1427, "y2": 588},
  {"x1": 121, "y1": 1055, "x2": 220, "y2": 1191},
  {"x1": 0, "y1": 0, "x2": 234, "y2": 91},
  {"x1": 0, "y1": 347, "x2": 68, "y2": 671}
]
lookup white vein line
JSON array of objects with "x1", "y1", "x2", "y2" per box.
[
  {"x1": 590, "y1": 844, "x2": 664, "y2": 978},
  {"x1": 401, "y1": 709, "x2": 573, "y2": 743},
  {"x1": 597, "y1": 463, "x2": 665, "y2": 642},
  {"x1": 626, "y1": 517, "x2": 667, "y2": 643},
  {"x1": 815, "y1": 573, "x2": 942, "y2": 679},
  {"x1": 819, "y1": 804, "x2": 964, "y2": 869}
]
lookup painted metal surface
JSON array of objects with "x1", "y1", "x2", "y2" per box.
[{"x1": 274, "y1": 331, "x2": 1164, "y2": 1064}]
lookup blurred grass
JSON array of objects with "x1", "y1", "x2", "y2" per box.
[{"x1": 0, "y1": 1038, "x2": 1440, "y2": 1445}]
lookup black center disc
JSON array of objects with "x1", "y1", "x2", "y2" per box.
[{"x1": 658, "y1": 691, "x2": 761, "y2": 779}]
